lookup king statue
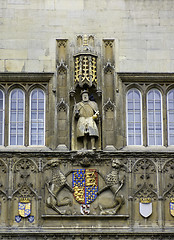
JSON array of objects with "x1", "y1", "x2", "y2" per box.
[{"x1": 74, "y1": 90, "x2": 99, "y2": 150}]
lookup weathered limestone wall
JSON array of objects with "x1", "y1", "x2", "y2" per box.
[{"x1": 0, "y1": 0, "x2": 174, "y2": 73}]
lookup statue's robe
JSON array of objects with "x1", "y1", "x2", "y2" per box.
[{"x1": 75, "y1": 100, "x2": 99, "y2": 138}]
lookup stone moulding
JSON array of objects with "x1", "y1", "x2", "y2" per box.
[
  {"x1": 41, "y1": 214, "x2": 129, "y2": 219},
  {"x1": 0, "y1": 232, "x2": 173, "y2": 239},
  {"x1": 118, "y1": 72, "x2": 174, "y2": 83},
  {"x1": 0, "y1": 72, "x2": 54, "y2": 82}
]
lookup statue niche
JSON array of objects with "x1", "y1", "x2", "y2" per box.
[
  {"x1": 72, "y1": 89, "x2": 100, "y2": 150},
  {"x1": 71, "y1": 35, "x2": 101, "y2": 151}
]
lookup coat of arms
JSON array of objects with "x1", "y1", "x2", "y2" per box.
[
  {"x1": 72, "y1": 169, "x2": 98, "y2": 205},
  {"x1": 18, "y1": 198, "x2": 31, "y2": 218},
  {"x1": 139, "y1": 198, "x2": 152, "y2": 218},
  {"x1": 170, "y1": 198, "x2": 174, "y2": 217}
]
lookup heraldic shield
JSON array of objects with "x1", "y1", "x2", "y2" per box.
[
  {"x1": 170, "y1": 198, "x2": 174, "y2": 217},
  {"x1": 72, "y1": 169, "x2": 98, "y2": 204},
  {"x1": 18, "y1": 199, "x2": 31, "y2": 218},
  {"x1": 139, "y1": 198, "x2": 152, "y2": 218}
]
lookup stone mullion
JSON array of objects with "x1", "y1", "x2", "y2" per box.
[
  {"x1": 156, "y1": 158, "x2": 163, "y2": 229},
  {"x1": 142, "y1": 89, "x2": 147, "y2": 146},
  {"x1": 163, "y1": 91, "x2": 167, "y2": 146},
  {"x1": 37, "y1": 158, "x2": 43, "y2": 227},
  {"x1": 160, "y1": 158, "x2": 165, "y2": 229},
  {"x1": 7, "y1": 159, "x2": 13, "y2": 226},
  {"x1": 25, "y1": 90, "x2": 29, "y2": 146},
  {"x1": 4, "y1": 89, "x2": 9, "y2": 147},
  {"x1": 128, "y1": 158, "x2": 134, "y2": 230}
]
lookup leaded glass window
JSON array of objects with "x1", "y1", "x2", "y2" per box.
[
  {"x1": 30, "y1": 89, "x2": 45, "y2": 145},
  {"x1": 147, "y1": 89, "x2": 163, "y2": 145},
  {"x1": 127, "y1": 89, "x2": 142, "y2": 145},
  {"x1": 9, "y1": 89, "x2": 25, "y2": 145},
  {"x1": 0, "y1": 90, "x2": 4, "y2": 145},
  {"x1": 167, "y1": 89, "x2": 174, "y2": 145}
]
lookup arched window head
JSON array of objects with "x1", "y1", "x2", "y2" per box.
[
  {"x1": 9, "y1": 89, "x2": 25, "y2": 145},
  {"x1": 167, "y1": 89, "x2": 174, "y2": 145},
  {"x1": 30, "y1": 88, "x2": 45, "y2": 146},
  {"x1": 0, "y1": 90, "x2": 5, "y2": 145},
  {"x1": 126, "y1": 88, "x2": 142, "y2": 145},
  {"x1": 147, "y1": 89, "x2": 163, "y2": 146}
]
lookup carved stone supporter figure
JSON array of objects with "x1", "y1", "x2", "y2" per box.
[
  {"x1": 74, "y1": 90, "x2": 99, "y2": 150},
  {"x1": 97, "y1": 159, "x2": 125, "y2": 215},
  {"x1": 45, "y1": 160, "x2": 73, "y2": 215}
]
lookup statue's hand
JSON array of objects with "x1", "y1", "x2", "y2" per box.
[
  {"x1": 92, "y1": 114, "x2": 98, "y2": 120},
  {"x1": 92, "y1": 110, "x2": 99, "y2": 120}
]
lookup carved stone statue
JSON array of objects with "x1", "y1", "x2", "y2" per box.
[
  {"x1": 97, "y1": 159, "x2": 125, "y2": 215},
  {"x1": 74, "y1": 90, "x2": 99, "y2": 150},
  {"x1": 45, "y1": 160, "x2": 73, "y2": 215}
]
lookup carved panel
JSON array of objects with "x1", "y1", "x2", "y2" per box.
[
  {"x1": 103, "y1": 99, "x2": 115, "y2": 147},
  {"x1": 12, "y1": 158, "x2": 38, "y2": 198},
  {"x1": 133, "y1": 158, "x2": 157, "y2": 198},
  {"x1": 163, "y1": 159, "x2": 174, "y2": 199}
]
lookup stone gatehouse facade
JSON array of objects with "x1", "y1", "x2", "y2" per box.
[{"x1": 0, "y1": 0, "x2": 174, "y2": 239}]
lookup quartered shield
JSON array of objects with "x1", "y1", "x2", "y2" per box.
[
  {"x1": 170, "y1": 198, "x2": 174, "y2": 217},
  {"x1": 72, "y1": 169, "x2": 98, "y2": 204},
  {"x1": 139, "y1": 198, "x2": 152, "y2": 218},
  {"x1": 18, "y1": 200, "x2": 31, "y2": 218}
]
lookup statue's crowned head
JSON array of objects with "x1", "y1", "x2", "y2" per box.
[{"x1": 81, "y1": 89, "x2": 89, "y2": 102}]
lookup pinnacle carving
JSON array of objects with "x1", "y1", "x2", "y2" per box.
[
  {"x1": 103, "y1": 61, "x2": 115, "y2": 74},
  {"x1": 103, "y1": 39, "x2": 114, "y2": 48},
  {"x1": 57, "y1": 98, "x2": 68, "y2": 112},
  {"x1": 56, "y1": 59, "x2": 68, "y2": 74},
  {"x1": 103, "y1": 98, "x2": 115, "y2": 112},
  {"x1": 57, "y1": 39, "x2": 67, "y2": 48}
]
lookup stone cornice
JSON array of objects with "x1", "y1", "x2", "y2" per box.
[
  {"x1": 0, "y1": 72, "x2": 54, "y2": 82},
  {"x1": 118, "y1": 72, "x2": 174, "y2": 82}
]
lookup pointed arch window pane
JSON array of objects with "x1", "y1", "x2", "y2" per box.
[
  {"x1": 9, "y1": 89, "x2": 25, "y2": 145},
  {"x1": 167, "y1": 89, "x2": 174, "y2": 145},
  {"x1": 147, "y1": 89, "x2": 162, "y2": 146},
  {"x1": 30, "y1": 89, "x2": 45, "y2": 145},
  {"x1": 127, "y1": 89, "x2": 142, "y2": 145},
  {"x1": 0, "y1": 90, "x2": 4, "y2": 145}
]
